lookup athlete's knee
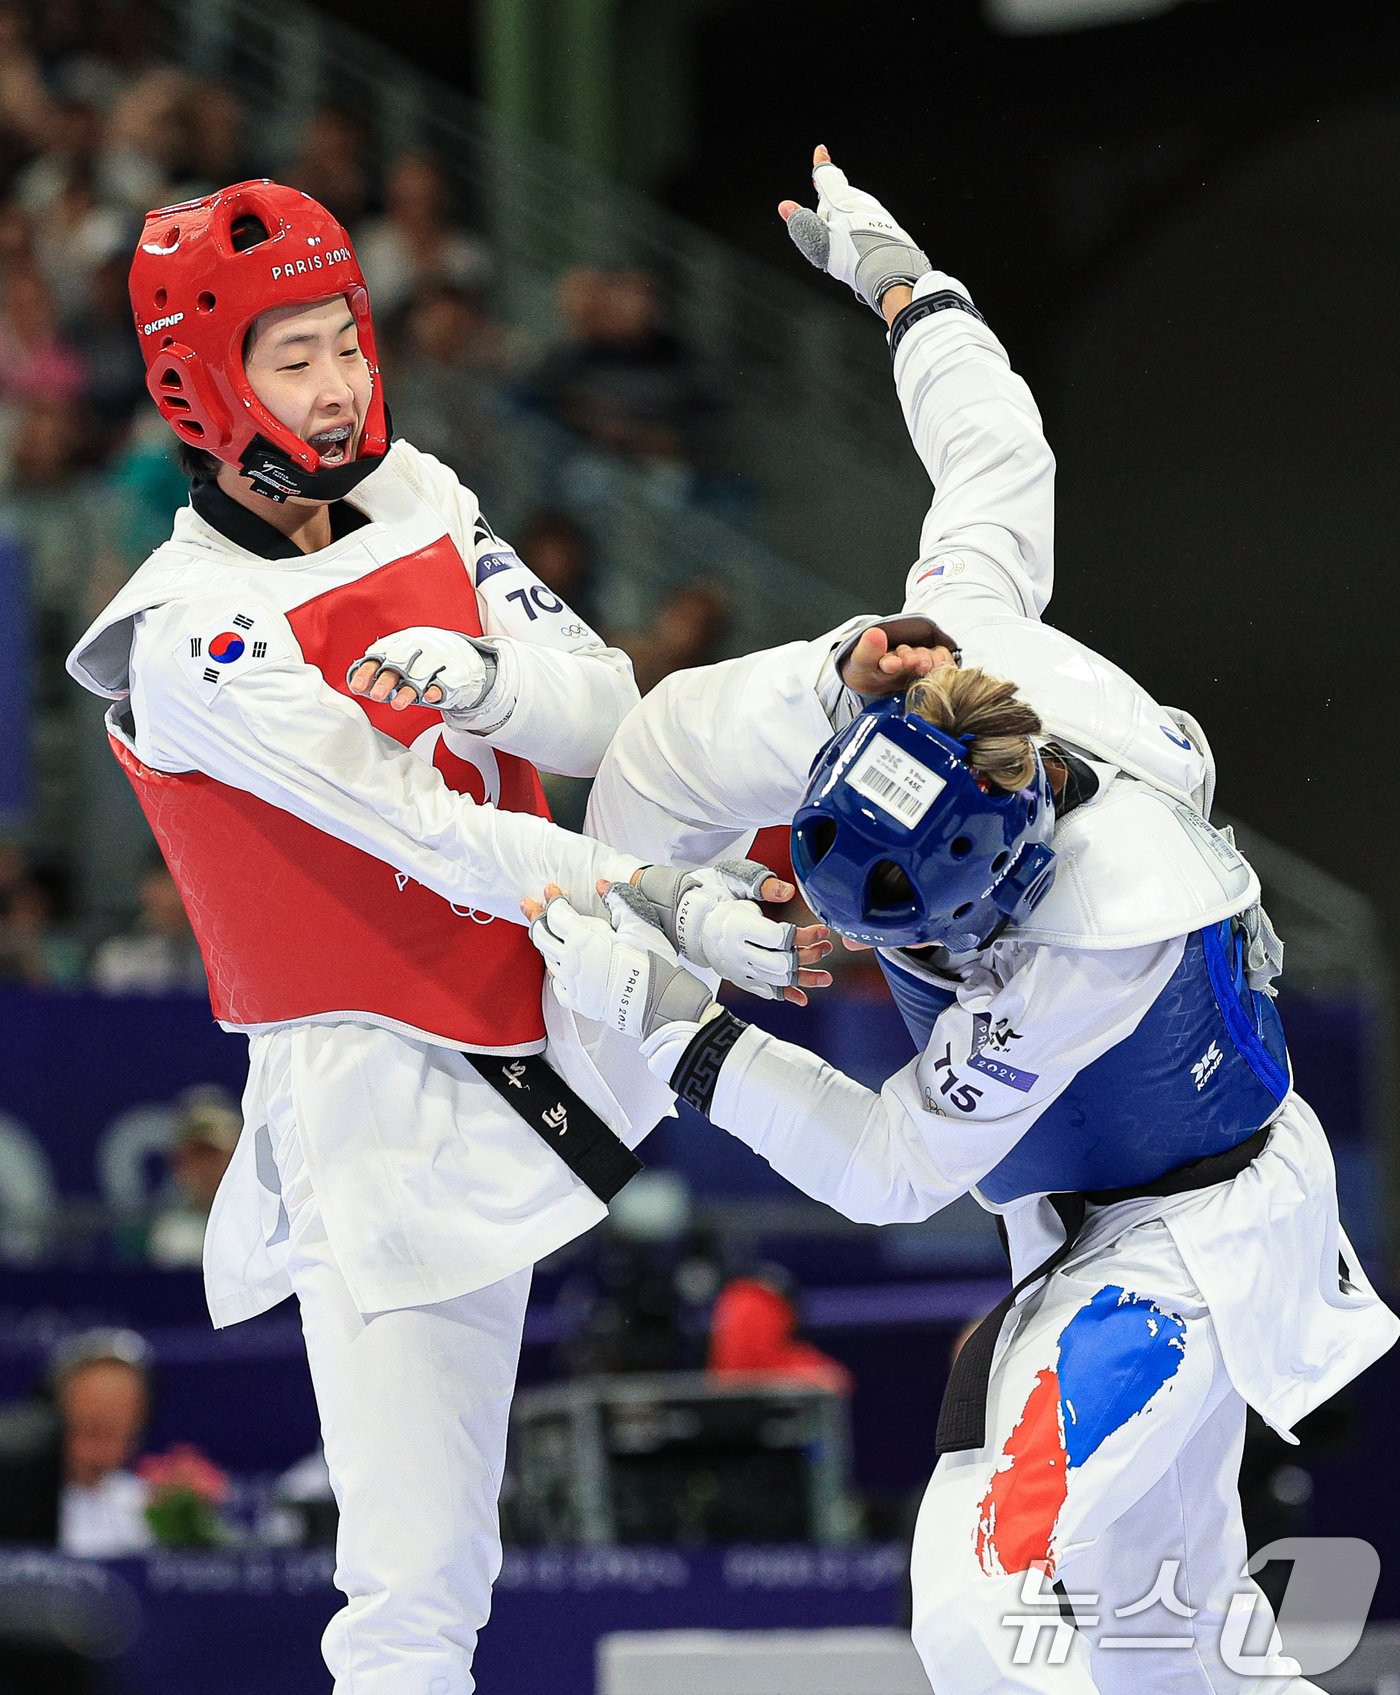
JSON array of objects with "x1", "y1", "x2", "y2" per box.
[{"x1": 322, "y1": 1595, "x2": 480, "y2": 1695}]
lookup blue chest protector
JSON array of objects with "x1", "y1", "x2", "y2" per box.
[{"x1": 878, "y1": 920, "x2": 1290, "y2": 1204}]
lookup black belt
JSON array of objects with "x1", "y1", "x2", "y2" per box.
[
  {"x1": 935, "y1": 1126, "x2": 1271, "y2": 1456},
  {"x1": 470, "y1": 1049, "x2": 643, "y2": 1203}
]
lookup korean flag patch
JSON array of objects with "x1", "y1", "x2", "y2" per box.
[{"x1": 177, "y1": 607, "x2": 288, "y2": 703}]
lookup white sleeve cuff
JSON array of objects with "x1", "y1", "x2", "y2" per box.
[
  {"x1": 912, "y1": 270, "x2": 975, "y2": 304},
  {"x1": 444, "y1": 638, "x2": 515, "y2": 734},
  {"x1": 638, "y1": 1001, "x2": 735, "y2": 1083}
]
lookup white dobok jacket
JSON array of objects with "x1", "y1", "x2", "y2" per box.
[
  {"x1": 586, "y1": 271, "x2": 1398, "y2": 1438},
  {"x1": 69, "y1": 439, "x2": 662, "y2": 1324}
]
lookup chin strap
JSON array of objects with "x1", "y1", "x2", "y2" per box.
[
  {"x1": 237, "y1": 402, "x2": 394, "y2": 503},
  {"x1": 238, "y1": 434, "x2": 389, "y2": 503}
]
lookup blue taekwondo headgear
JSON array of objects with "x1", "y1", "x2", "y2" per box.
[{"x1": 790, "y1": 696, "x2": 1058, "y2": 951}]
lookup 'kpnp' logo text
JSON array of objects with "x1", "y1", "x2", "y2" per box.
[
  {"x1": 271, "y1": 249, "x2": 351, "y2": 281},
  {"x1": 141, "y1": 311, "x2": 185, "y2": 335}
]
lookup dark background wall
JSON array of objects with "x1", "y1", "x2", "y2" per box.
[{"x1": 323, "y1": 0, "x2": 1400, "y2": 1017}]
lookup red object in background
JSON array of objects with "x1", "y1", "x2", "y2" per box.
[{"x1": 707, "y1": 1277, "x2": 853, "y2": 1395}]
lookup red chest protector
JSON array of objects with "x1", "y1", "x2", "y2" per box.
[{"x1": 112, "y1": 535, "x2": 549, "y2": 1052}]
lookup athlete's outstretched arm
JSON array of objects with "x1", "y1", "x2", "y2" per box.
[
  {"x1": 587, "y1": 153, "x2": 1053, "y2": 871},
  {"x1": 347, "y1": 444, "x2": 639, "y2": 779},
  {"x1": 584, "y1": 621, "x2": 873, "y2": 867},
  {"x1": 131, "y1": 593, "x2": 643, "y2": 925},
  {"x1": 129, "y1": 592, "x2": 818, "y2": 1001},
  {"x1": 644, "y1": 939, "x2": 1178, "y2": 1223},
  {"x1": 529, "y1": 888, "x2": 1181, "y2": 1225},
  {"x1": 781, "y1": 146, "x2": 1055, "y2": 623}
]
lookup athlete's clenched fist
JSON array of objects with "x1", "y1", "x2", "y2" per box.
[
  {"x1": 347, "y1": 626, "x2": 497, "y2": 717},
  {"x1": 633, "y1": 859, "x2": 832, "y2": 1003},
  {"x1": 523, "y1": 883, "x2": 714, "y2": 1039}
]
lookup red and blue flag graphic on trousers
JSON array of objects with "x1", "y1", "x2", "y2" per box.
[{"x1": 975, "y1": 1285, "x2": 1186, "y2": 1576}]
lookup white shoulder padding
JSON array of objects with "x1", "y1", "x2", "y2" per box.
[
  {"x1": 1015, "y1": 778, "x2": 1258, "y2": 950},
  {"x1": 66, "y1": 446, "x2": 423, "y2": 702},
  {"x1": 67, "y1": 540, "x2": 217, "y2": 699},
  {"x1": 960, "y1": 618, "x2": 1215, "y2": 815}
]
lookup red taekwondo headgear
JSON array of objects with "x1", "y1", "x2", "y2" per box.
[{"x1": 129, "y1": 179, "x2": 390, "y2": 502}]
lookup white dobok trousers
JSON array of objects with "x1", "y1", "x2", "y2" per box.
[
  {"x1": 911, "y1": 1213, "x2": 1326, "y2": 1695},
  {"x1": 271, "y1": 1104, "x2": 531, "y2": 1695}
]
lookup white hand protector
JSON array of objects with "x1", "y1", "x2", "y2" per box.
[
  {"x1": 349, "y1": 626, "x2": 498, "y2": 720},
  {"x1": 785, "y1": 159, "x2": 931, "y2": 315},
  {"x1": 635, "y1": 860, "x2": 799, "y2": 1002},
  {"x1": 530, "y1": 884, "x2": 715, "y2": 1039}
]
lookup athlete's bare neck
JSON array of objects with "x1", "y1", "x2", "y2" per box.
[{"x1": 213, "y1": 462, "x2": 334, "y2": 554}]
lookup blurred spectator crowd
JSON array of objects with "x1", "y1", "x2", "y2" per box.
[{"x1": 0, "y1": 0, "x2": 744, "y2": 979}]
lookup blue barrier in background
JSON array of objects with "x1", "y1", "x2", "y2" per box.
[
  {"x1": 2, "y1": 1506, "x2": 1399, "y2": 1695},
  {"x1": 0, "y1": 1544, "x2": 910, "y2": 1695},
  {"x1": 0, "y1": 979, "x2": 1384, "y2": 1244}
]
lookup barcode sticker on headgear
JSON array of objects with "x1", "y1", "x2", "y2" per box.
[{"x1": 848, "y1": 734, "x2": 946, "y2": 828}]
